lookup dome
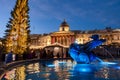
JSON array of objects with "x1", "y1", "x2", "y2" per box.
[
  {"x1": 60, "y1": 19, "x2": 69, "y2": 27},
  {"x1": 59, "y1": 19, "x2": 70, "y2": 32}
]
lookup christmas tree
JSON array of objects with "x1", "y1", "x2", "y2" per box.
[{"x1": 4, "y1": 0, "x2": 30, "y2": 54}]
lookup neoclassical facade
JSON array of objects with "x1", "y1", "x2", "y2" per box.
[{"x1": 30, "y1": 20, "x2": 120, "y2": 49}]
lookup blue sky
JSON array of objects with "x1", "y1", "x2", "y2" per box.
[{"x1": 0, "y1": 0, "x2": 120, "y2": 38}]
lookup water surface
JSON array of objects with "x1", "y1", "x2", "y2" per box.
[{"x1": 2, "y1": 59, "x2": 120, "y2": 80}]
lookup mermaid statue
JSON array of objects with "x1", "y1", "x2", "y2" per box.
[{"x1": 69, "y1": 34, "x2": 106, "y2": 64}]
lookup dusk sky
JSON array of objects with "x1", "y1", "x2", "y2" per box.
[{"x1": 0, "y1": 0, "x2": 120, "y2": 38}]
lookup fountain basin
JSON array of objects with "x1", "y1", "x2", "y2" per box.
[{"x1": 1, "y1": 59, "x2": 120, "y2": 80}]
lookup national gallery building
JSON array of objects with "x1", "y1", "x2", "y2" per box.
[
  {"x1": 30, "y1": 20, "x2": 120, "y2": 48},
  {"x1": 30, "y1": 20, "x2": 120, "y2": 58}
]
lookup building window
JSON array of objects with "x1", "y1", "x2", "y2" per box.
[
  {"x1": 62, "y1": 28, "x2": 64, "y2": 31},
  {"x1": 113, "y1": 36, "x2": 118, "y2": 40}
]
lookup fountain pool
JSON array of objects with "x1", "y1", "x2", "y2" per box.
[{"x1": 1, "y1": 59, "x2": 120, "y2": 80}]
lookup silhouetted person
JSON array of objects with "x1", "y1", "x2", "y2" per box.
[
  {"x1": 57, "y1": 52, "x2": 60, "y2": 58},
  {"x1": 5, "y1": 51, "x2": 13, "y2": 64},
  {"x1": 1, "y1": 53, "x2": 6, "y2": 61},
  {"x1": 43, "y1": 50, "x2": 47, "y2": 59}
]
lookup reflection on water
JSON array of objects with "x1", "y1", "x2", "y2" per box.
[
  {"x1": 26, "y1": 63, "x2": 40, "y2": 74},
  {"x1": 2, "y1": 59, "x2": 120, "y2": 80},
  {"x1": 3, "y1": 68, "x2": 16, "y2": 80},
  {"x1": 2, "y1": 66, "x2": 25, "y2": 80},
  {"x1": 16, "y1": 66, "x2": 26, "y2": 80}
]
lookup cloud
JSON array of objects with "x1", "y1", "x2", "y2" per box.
[{"x1": 29, "y1": 0, "x2": 120, "y2": 26}]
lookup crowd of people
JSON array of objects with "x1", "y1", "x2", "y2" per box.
[{"x1": 0, "y1": 48, "x2": 68, "y2": 64}]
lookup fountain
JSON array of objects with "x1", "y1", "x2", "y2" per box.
[
  {"x1": 69, "y1": 34, "x2": 106, "y2": 64},
  {"x1": 1, "y1": 34, "x2": 120, "y2": 80}
]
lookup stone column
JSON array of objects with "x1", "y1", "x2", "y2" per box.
[
  {"x1": 60, "y1": 36, "x2": 61, "y2": 44},
  {"x1": 65, "y1": 36, "x2": 67, "y2": 46},
  {"x1": 55, "y1": 36, "x2": 57, "y2": 43},
  {"x1": 61, "y1": 36, "x2": 63, "y2": 45},
  {"x1": 57, "y1": 36, "x2": 58, "y2": 43},
  {"x1": 67, "y1": 36, "x2": 69, "y2": 46},
  {"x1": 51, "y1": 36, "x2": 53, "y2": 44},
  {"x1": 58, "y1": 36, "x2": 60, "y2": 43},
  {"x1": 63, "y1": 36, "x2": 65, "y2": 45},
  {"x1": 52, "y1": 36, "x2": 55, "y2": 44}
]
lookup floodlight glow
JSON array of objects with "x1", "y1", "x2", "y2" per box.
[
  {"x1": 75, "y1": 40, "x2": 79, "y2": 44},
  {"x1": 100, "y1": 62, "x2": 117, "y2": 65},
  {"x1": 47, "y1": 64, "x2": 55, "y2": 67},
  {"x1": 78, "y1": 68, "x2": 91, "y2": 72},
  {"x1": 58, "y1": 61, "x2": 66, "y2": 64},
  {"x1": 73, "y1": 64, "x2": 94, "y2": 73},
  {"x1": 114, "y1": 66, "x2": 120, "y2": 69}
]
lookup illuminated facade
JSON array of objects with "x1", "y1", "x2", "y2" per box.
[{"x1": 30, "y1": 20, "x2": 120, "y2": 49}]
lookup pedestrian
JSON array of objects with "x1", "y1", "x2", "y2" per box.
[{"x1": 5, "y1": 51, "x2": 13, "y2": 64}]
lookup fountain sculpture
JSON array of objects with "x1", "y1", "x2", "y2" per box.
[{"x1": 69, "y1": 34, "x2": 106, "y2": 64}]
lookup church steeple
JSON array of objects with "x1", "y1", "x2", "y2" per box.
[{"x1": 59, "y1": 19, "x2": 70, "y2": 31}]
